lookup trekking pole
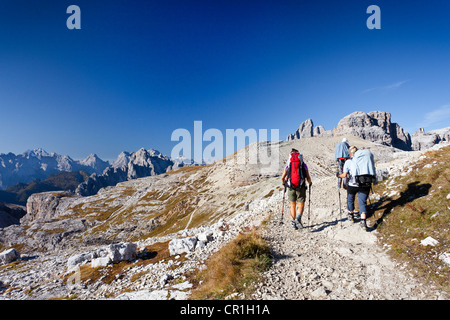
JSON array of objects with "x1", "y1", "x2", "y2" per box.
[
  {"x1": 337, "y1": 178, "x2": 343, "y2": 228},
  {"x1": 280, "y1": 184, "x2": 287, "y2": 225},
  {"x1": 308, "y1": 184, "x2": 311, "y2": 227}
]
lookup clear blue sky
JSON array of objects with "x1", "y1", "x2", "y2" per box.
[{"x1": 1, "y1": 0, "x2": 449, "y2": 161}]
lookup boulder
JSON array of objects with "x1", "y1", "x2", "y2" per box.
[
  {"x1": 67, "y1": 252, "x2": 94, "y2": 269},
  {"x1": 197, "y1": 230, "x2": 213, "y2": 242},
  {"x1": 107, "y1": 242, "x2": 137, "y2": 263},
  {"x1": 420, "y1": 236, "x2": 439, "y2": 246},
  {"x1": 0, "y1": 248, "x2": 20, "y2": 265},
  {"x1": 67, "y1": 242, "x2": 137, "y2": 269},
  {"x1": 168, "y1": 237, "x2": 197, "y2": 256},
  {"x1": 91, "y1": 257, "x2": 111, "y2": 268}
]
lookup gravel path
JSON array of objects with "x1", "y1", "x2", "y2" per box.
[{"x1": 252, "y1": 176, "x2": 448, "y2": 300}]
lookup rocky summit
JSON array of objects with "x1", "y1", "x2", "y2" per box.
[
  {"x1": 286, "y1": 111, "x2": 447, "y2": 152},
  {"x1": 334, "y1": 111, "x2": 412, "y2": 150}
]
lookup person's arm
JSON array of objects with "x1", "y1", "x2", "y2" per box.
[
  {"x1": 339, "y1": 160, "x2": 350, "y2": 179},
  {"x1": 303, "y1": 163, "x2": 312, "y2": 186},
  {"x1": 306, "y1": 169, "x2": 312, "y2": 186},
  {"x1": 281, "y1": 169, "x2": 287, "y2": 185}
]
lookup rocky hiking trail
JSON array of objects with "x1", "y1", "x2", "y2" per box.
[{"x1": 252, "y1": 175, "x2": 448, "y2": 300}]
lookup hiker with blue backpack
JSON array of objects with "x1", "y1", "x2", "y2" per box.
[
  {"x1": 334, "y1": 138, "x2": 351, "y2": 227},
  {"x1": 338, "y1": 146, "x2": 377, "y2": 231},
  {"x1": 281, "y1": 148, "x2": 312, "y2": 230},
  {"x1": 335, "y1": 138, "x2": 350, "y2": 189}
]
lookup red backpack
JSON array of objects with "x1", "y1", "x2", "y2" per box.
[{"x1": 287, "y1": 152, "x2": 306, "y2": 190}]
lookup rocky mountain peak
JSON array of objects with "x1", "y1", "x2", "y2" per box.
[
  {"x1": 286, "y1": 119, "x2": 314, "y2": 140},
  {"x1": 111, "y1": 151, "x2": 132, "y2": 169},
  {"x1": 22, "y1": 148, "x2": 51, "y2": 159},
  {"x1": 79, "y1": 153, "x2": 109, "y2": 173},
  {"x1": 287, "y1": 111, "x2": 413, "y2": 151}
]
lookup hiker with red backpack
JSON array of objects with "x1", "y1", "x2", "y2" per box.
[{"x1": 281, "y1": 149, "x2": 312, "y2": 230}]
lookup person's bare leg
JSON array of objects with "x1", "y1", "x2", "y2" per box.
[
  {"x1": 296, "y1": 202, "x2": 305, "y2": 228},
  {"x1": 297, "y1": 202, "x2": 305, "y2": 216},
  {"x1": 290, "y1": 202, "x2": 296, "y2": 220}
]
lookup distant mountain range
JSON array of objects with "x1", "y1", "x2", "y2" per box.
[
  {"x1": 0, "y1": 148, "x2": 109, "y2": 190},
  {"x1": 75, "y1": 148, "x2": 176, "y2": 196},
  {"x1": 0, "y1": 147, "x2": 198, "y2": 204}
]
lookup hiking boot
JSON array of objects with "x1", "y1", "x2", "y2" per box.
[
  {"x1": 296, "y1": 214, "x2": 304, "y2": 229},
  {"x1": 348, "y1": 212, "x2": 355, "y2": 223},
  {"x1": 291, "y1": 220, "x2": 298, "y2": 230},
  {"x1": 360, "y1": 219, "x2": 368, "y2": 230}
]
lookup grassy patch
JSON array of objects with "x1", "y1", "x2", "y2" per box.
[
  {"x1": 369, "y1": 145, "x2": 450, "y2": 291},
  {"x1": 264, "y1": 189, "x2": 274, "y2": 198},
  {"x1": 188, "y1": 228, "x2": 272, "y2": 300}
]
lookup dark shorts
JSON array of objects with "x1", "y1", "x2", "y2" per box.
[{"x1": 287, "y1": 186, "x2": 307, "y2": 203}]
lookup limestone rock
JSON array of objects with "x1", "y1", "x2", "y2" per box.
[
  {"x1": 0, "y1": 248, "x2": 20, "y2": 265},
  {"x1": 91, "y1": 257, "x2": 111, "y2": 268},
  {"x1": 334, "y1": 111, "x2": 411, "y2": 150},
  {"x1": 108, "y1": 242, "x2": 137, "y2": 263},
  {"x1": 67, "y1": 252, "x2": 94, "y2": 269},
  {"x1": 22, "y1": 191, "x2": 73, "y2": 224},
  {"x1": 286, "y1": 111, "x2": 412, "y2": 150},
  {"x1": 169, "y1": 237, "x2": 198, "y2": 256},
  {"x1": 313, "y1": 125, "x2": 326, "y2": 136},
  {"x1": 287, "y1": 119, "x2": 314, "y2": 141},
  {"x1": 67, "y1": 242, "x2": 137, "y2": 269},
  {"x1": 411, "y1": 127, "x2": 450, "y2": 150}
]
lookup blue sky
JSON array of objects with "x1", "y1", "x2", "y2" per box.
[{"x1": 1, "y1": 0, "x2": 449, "y2": 161}]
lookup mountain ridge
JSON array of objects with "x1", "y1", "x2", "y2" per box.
[
  {"x1": 75, "y1": 147, "x2": 176, "y2": 197},
  {"x1": 286, "y1": 110, "x2": 450, "y2": 151},
  {"x1": 0, "y1": 149, "x2": 109, "y2": 190}
]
